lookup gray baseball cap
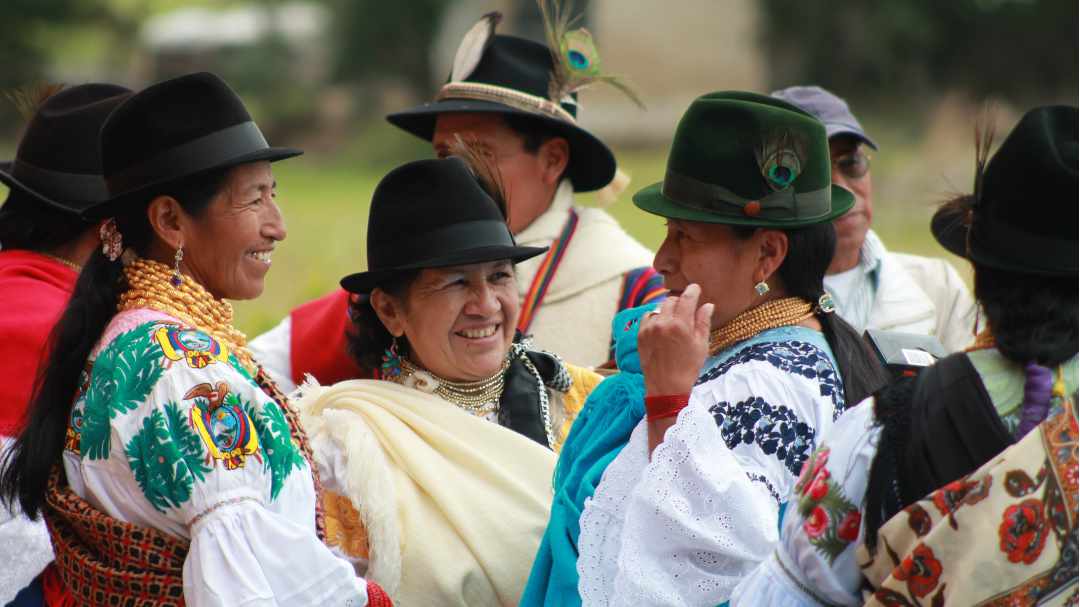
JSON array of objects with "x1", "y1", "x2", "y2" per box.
[{"x1": 771, "y1": 85, "x2": 878, "y2": 150}]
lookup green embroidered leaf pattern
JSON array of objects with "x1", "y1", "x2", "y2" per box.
[
  {"x1": 243, "y1": 396, "x2": 305, "y2": 500},
  {"x1": 81, "y1": 323, "x2": 166, "y2": 460},
  {"x1": 163, "y1": 400, "x2": 212, "y2": 483},
  {"x1": 124, "y1": 403, "x2": 211, "y2": 513}
]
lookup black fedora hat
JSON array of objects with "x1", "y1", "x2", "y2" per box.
[
  {"x1": 0, "y1": 83, "x2": 132, "y2": 214},
  {"x1": 340, "y1": 156, "x2": 548, "y2": 294},
  {"x1": 931, "y1": 105, "x2": 1078, "y2": 276},
  {"x1": 387, "y1": 22, "x2": 618, "y2": 193},
  {"x1": 85, "y1": 72, "x2": 301, "y2": 218}
]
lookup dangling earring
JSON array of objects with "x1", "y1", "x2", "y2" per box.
[
  {"x1": 171, "y1": 244, "x2": 184, "y2": 287},
  {"x1": 754, "y1": 281, "x2": 770, "y2": 297},
  {"x1": 381, "y1": 337, "x2": 403, "y2": 378}
]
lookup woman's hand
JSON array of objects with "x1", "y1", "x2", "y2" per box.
[{"x1": 639, "y1": 283, "x2": 713, "y2": 397}]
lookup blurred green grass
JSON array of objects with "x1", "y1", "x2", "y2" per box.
[{"x1": 1, "y1": 109, "x2": 977, "y2": 337}]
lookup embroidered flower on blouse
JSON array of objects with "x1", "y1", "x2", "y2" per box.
[
  {"x1": 696, "y1": 340, "x2": 845, "y2": 418},
  {"x1": 709, "y1": 395, "x2": 815, "y2": 476}
]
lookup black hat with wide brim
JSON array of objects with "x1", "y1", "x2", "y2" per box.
[
  {"x1": 340, "y1": 156, "x2": 548, "y2": 294},
  {"x1": 0, "y1": 83, "x2": 132, "y2": 214},
  {"x1": 386, "y1": 35, "x2": 616, "y2": 193},
  {"x1": 931, "y1": 105, "x2": 1078, "y2": 276},
  {"x1": 84, "y1": 72, "x2": 302, "y2": 219}
]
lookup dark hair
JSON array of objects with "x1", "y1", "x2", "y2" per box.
[
  {"x1": 0, "y1": 189, "x2": 96, "y2": 251},
  {"x1": 0, "y1": 169, "x2": 228, "y2": 518},
  {"x1": 975, "y1": 264, "x2": 1077, "y2": 367},
  {"x1": 734, "y1": 222, "x2": 889, "y2": 406},
  {"x1": 502, "y1": 113, "x2": 570, "y2": 182},
  {"x1": 345, "y1": 270, "x2": 421, "y2": 372}
]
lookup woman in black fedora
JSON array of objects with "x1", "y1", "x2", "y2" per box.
[
  {"x1": 732, "y1": 105, "x2": 1078, "y2": 606},
  {"x1": 0, "y1": 82, "x2": 130, "y2": 607},
  {"x1": 296, "y1": 153, "x2": 601, "y2": 606},
  {"x1": 0, "y1": 72, "x2": 391, "y2": 606}
]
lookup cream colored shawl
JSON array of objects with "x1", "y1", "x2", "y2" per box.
[{"x1": 298, "y1": 379, "x2": 556, "y2": 607}]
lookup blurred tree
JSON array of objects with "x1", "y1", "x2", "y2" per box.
[
  {"x1": 0, "y1": 0, "x2": 92, "y2": 129},
  {"x1": 760, "y1": 0, "x2": 1078, "y2": 107},
  {"x1": 325, "y1": 0, "x2": 452, "y2": 98}
]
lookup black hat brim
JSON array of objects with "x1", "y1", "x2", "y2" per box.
[
  {"x1": 0, "y1": 160, "x2": 108, "y2": 214},
  {"x1": 387, "y1": 98, "x2": 616, "y2": 193},
  {"x1": 340, "y1": 243, "x2": 548, "y2": 294},
  {"x1": 83, "y1": 146, "x2": 302, "y2": 220}
]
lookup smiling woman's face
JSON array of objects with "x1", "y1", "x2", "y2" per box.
[
  {"x1": 179, "y1": 161, "x2": 286, "y2": 300},
  {"x1": 372, "y1": 260, "x2": 520, "y2": 382}
]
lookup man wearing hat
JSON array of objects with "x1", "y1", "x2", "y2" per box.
[
  {"x1": 772, "y1": 85, "x2": 976, "y2": 352},
  {"x1": 251, "y1": 11, "x2": 662, "y2": 391},
  {"x1": 0, "y1": 83, "x2": 131, "y2": 606}
]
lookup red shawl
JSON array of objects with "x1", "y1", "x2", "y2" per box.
[{"x1": 0, "y1": 250, "x2": 77, "y2": 436}]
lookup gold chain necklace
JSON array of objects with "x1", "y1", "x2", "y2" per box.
[
  {"x1": 709, "y1": 296, "x2": 815, "y2": 355},
  {"x1": 117, "y1": 258, "x2": 255, "y2": 372},
  {"x1": 394, "y1": 356, "x2": 509, "y2": 415}
]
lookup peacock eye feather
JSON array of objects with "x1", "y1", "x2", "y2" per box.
[
  {"x1": 756, "y1": 131, "x2": 805, "y2": 192},
  {"x1": 567, "y1": 49, "x2": 588, "y2": 70}
]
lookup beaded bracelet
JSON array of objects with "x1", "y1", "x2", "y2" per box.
[{"x1": 645, "y1": 393, "x2": 690, "y2": 421}]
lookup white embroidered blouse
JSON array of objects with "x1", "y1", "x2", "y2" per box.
[
  {"x1": 61, "y1": 309, "x2": 368, "y2": 606},
  {"x1": 576, "y1": 326, "x2": 845, "y2": 606}
]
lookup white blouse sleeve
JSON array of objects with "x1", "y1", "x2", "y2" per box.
[
  {"x1": 581, "y1": 359, "x2": 838, "y2": 606},
  {"x1": 71, "y1": 320, "x2": 367, "y2": 606},
  {"x1": 731, "y1": 398, "x2": 881, "y2": 607}
]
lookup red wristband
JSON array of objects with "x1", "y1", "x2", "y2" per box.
[{"x1": 645, "y1": 393, "x2": 690, "y2": 421}]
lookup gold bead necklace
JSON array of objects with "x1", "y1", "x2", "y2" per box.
[
  {"x1": 708, "y1": 296, "x2": 815, "y2": 355},
  {"x1": 43, "y1": 252, "x2": 81, "y2": 272},
  {"x1": 394, "y1": 356, "x2": 509, "y2": 416},
  {"x1": 117, "y1": 257, "x2": 255, "y2": 372}
]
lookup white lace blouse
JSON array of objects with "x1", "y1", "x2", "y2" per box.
[
  {"x1": 61, "y1": 309, "x2": 369, "y2": 606},
  {"x1": 577, "y1": 326, "x2": 845, "y2": 606}
]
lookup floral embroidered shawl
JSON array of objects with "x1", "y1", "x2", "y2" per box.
[{"x1": 859, "y1": 400, "x2": 1078, "y2": 606}]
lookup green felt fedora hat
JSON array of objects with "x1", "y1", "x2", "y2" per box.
[{"x1": 633, "y1": 91, "x2": 854, "y2": 227}]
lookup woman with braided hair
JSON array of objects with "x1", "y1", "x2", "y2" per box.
[
  {"x1": 0, "y1": 73, "x2": 389, "y2": 606},
  {"x1": 731, "y1": 105, "x2": 1078, "y2": 606}
]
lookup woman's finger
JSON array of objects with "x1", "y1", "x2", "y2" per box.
[{"x1": 674, "y1": 283, "x2": 700, "y2": 321}]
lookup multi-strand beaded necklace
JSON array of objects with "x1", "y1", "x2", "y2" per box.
[
  {"x1": 117, "y1": 258, "x2": 256, "y2": 373},
  {"x1": 394, "y1": 356, "x2": 510, "y2": 417},
  {"x1": 708, "y1": 296, "x2": 816, "y2": 355}
]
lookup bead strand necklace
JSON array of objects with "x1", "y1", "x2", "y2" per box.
[
  {"x1": 394, "y1": 356, "x2": 509, "y2": 416},
  {"x1": 117, "y1": 257, "x2": 255, "y2": 372},
  {"x1": 708, "y1": 296, "x2": 815, "y2": 355}
]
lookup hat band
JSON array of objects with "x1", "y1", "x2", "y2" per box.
[
  {"x1": 369, "y1": 219, "x2": 516, "y2": 270},
  {"x1": 106, "y1": 121, "x2": 269, "y2": 196},
  {"x1": 9, "y1": 159, "x2": 108, "y2": 204},
  {"x1": 436, "y1": 82, "x2": 576, "y2": 124},
  {"x1": 661, "y1": 169, "x2": 829, "y2": 219}
]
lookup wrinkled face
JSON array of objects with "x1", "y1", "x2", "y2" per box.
[
  {"x1": 829, "y1": 137, "x2": 874, "y2": 269},
  {"x1": 653, "y1": 219, "x2": 764, "y2": 330},
  {"x1": 180, "y1": 162, "x2": 285, "y2": 300},
  {"x1": 377, "y1": 260, "x2": 519, "y2": 382},
  {"x1": 432, "y1": 113, "x2": 563, "y2": 234}
]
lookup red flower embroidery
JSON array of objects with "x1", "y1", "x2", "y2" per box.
[
  {"x1": 837, "y1": 510, "x2": 861, "y2": 542},
  {"x1": 906, "y1": 504, "x2": 932, "y2": 537},
  {"x1": 804, "y1": 506, "x2": 829, "y2": 539},
  {"x1": 999, "y1": 498, "x2": 1049, "y2": 564},
  {"x1": 798, "y1": 448, "x2": 829, "y2": 495},
  {"x1": 894, "y1": 543, "x2": 942, "y2": 598},
  {"x1": 809, "y1": 468, "x2": 831, "y2": 500}
]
